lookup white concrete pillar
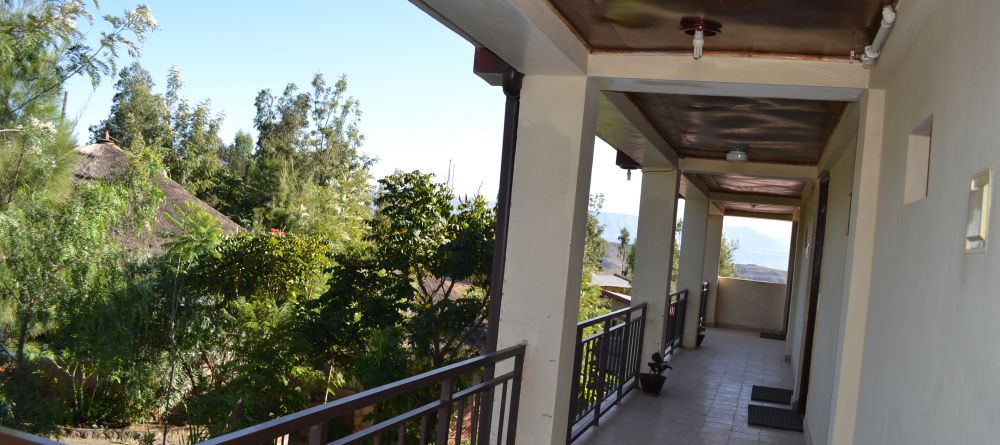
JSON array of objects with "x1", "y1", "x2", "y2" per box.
[
  {"x1": 701, "y1": 213, "x2": 725, "y2": 326},
  {"x1": 827, "y1": 89, "x2": 885, "y2": 445},
  {"x1": 677, "y1": 197, "x2": 710, "y2": 348},
  {"x1": 631, "y1": 169, "x2": 680, "y2": 364},
  {"x1": 496, "y1": 74, "x2": 597, "y2": 445}
]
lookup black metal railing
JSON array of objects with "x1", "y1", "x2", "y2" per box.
[
  {"x1": 0, "y1": 426, "x2": 63, "y2": 445},
  {"x1": 663, "y1": 289, "x2": 688, "y2": 357},
  {"x1": 566, "y1": 304, "x2": 647, "y2": 443},
  {"x1": 193, "y1": 344, "x2": 525, "y2": 445}
]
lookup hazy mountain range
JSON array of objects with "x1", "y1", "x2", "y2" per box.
[{"x1": 598, "y1": 212, "x2": 791, "y2": 271}]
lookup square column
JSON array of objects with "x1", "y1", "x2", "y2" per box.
[
  {"x1": 631, "y1": 169, "x2": 680, "y2": 364},
  {"x1": 678, "y1": 197, "x2": 710, "y2": 348},
  {"x1": 701, "y1": 213, "x2": 725, "y2": 326},
  {"x1": 827, "y1": 89, "x2": 884, "y2": 445},
  {"x1": 496, "y1": 74, "x2": 598, "y2": 445}
]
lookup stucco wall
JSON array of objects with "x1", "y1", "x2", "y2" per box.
[
  {"x1": 715, "y1": 277, "x2": 786, "y2": 332},
  {"x1": 803, "y1": 139, "x2": 856, "y2": 444},
  {"x1": 854, "y1": 3, "x2": 1000, "y2": 444}
]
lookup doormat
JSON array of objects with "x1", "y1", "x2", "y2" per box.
[
  {"x1": 760, "y1": 332, "x2": 786, "y2": 340},
  {"x1": 748, "y1": 405, "x2": 804, "y2": 432},
  {"x1": 751, "y1": 385, "x2": 793, "y2": 405}
]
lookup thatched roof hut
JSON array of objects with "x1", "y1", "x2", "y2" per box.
[{"x1": 74, "y1": 140, "x2": 241, "y2": 253}]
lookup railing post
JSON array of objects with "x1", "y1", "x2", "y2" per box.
[
  {"x1": 567, "y1": 324, "x2": 584, "y2": 443},
  {"x1": 635, "y1": 305, "x2": 646, "y2": 380},
  {"x1": 593, "y1": 319, "x2": 612, "y2": 428},
  {"x1": 616, "y1": 310, "x2": 632, "y2": 405},
  {"x1": 505, "y1": 349, "x2": 524, "y2": 445},
  {"x1": 678, "y1": 291, "x2": 688, "y2": 347},
  {"x1": 437, "y1": 378, "x2": 453, "y2": 445},
  {"x1": 307, "y1": 424, "x2": 327, "y2": 445}
]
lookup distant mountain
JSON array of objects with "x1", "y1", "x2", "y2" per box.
[
  {"x1": 596, "y1": 212, "x2": 791, "y2": 271},
  {"x1": 598, "y1": 212, "x2": 639, "y2": 244},
  {"x1": 734, "y1": 264, "x2": 787, "y2": 284}
]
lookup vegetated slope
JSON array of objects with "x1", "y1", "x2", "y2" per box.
[{"x1": 734, "y1": 264, "x2": 787, "y2": 284}]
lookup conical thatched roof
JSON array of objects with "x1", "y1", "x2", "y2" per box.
[{"x1": 74, "y1": 141, "x2": 241, "y2": 253}]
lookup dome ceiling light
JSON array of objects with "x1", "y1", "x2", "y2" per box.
[
  {"x1": 680, "y1": 17, "x2": 722, "y2": 60},
  {"x1": 726, "y1": 144, "x2": 749, "y2": 163}
]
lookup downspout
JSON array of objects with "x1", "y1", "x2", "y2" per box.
[
  {"x1": 480, "y1": 63, "x2": 524, "y2": 439},
  {"x1": 861, "y1": 5, "x2": 897, "y2": 69}
]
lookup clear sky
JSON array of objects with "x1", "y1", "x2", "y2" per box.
[{"x1": 64, "y1": 0, "x2": 788, "y2": 252}]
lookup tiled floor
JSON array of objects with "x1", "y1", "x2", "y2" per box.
[{"x1": 575, "y1": 328, "x2": 807, "y2": 445}]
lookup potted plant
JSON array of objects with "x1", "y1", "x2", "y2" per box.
[{"x1": 639, "y1": 353, "x2": 672, "y2": 395}]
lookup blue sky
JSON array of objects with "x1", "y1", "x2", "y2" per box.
[{"x1": 64, "y1": 1, "x2": 790, "y2": 265}]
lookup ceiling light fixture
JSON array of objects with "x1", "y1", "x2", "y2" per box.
[
  {"x1": 680, "y1": 17, "x2": 722, "y2": 60},
  {"x1": 726, "y1": 144, "x2": 749, "y2": 163}
]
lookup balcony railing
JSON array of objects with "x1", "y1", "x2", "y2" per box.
[
  {"x1": 663, "y1": 289, "x2": 688, "y2": 357},
  {"x1": 194, "y1": 344, "x2": 525, "y2": 445},
  {"x1": 566, "y1": 304, "x2": 647, "y2": 443},
  {"x1": 0, "y1": 426, "x2": 63, "y2": 445}
]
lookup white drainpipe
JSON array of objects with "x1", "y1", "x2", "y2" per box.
[{"x1": 862, "y1": 5, "x2": 898, "y2": 69}]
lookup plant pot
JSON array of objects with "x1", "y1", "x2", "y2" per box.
[
  {"x1": 639, "y1": 373, "x2": 666, "y2": 395},
  {"x1": 697, "y1": 332, "x2": 706, "y2": 347}
]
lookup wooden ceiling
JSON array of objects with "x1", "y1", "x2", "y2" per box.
[
  {"x1": 697, "y1": 173, "x2": 806, "y2": 198},
  {"x1": 546, "y1": 0, "x2": 893, "y2": 58},
  {"x1": 630, "y1": 93, "x2": 848, "y2": 165}
]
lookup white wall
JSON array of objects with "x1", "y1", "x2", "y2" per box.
[
  {"x1": 854, "y1": 3, "x2": 1000, "y2": 443},
  {"x1": 804, "y1": 141, "x2": 856, "y2": 444},
  {"x1": 715, "y1": 277, "x2": 787, "y2": 332}
]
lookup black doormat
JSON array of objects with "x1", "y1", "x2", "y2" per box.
[
  {"x1": 760, "y1": 332, "x2": 786, "y2": 340},
  {"x1": 751, "y1": 385, "x2": 793, "y2": 405},
  {"x1": 748, "y1": 405, "x2": 804, "y2": 432}
]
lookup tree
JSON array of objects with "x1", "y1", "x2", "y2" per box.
[
  {"x1": 0, "y1": 1, "x2": 157, "y2": 125},
  {"x1": 309, "y1": 171, "x2": 495, "y2": 386},
  {"x1": 177, "y1": 231, "x2": 333, "y2": 435},
  {"x1": 245, "y1": 74, "x2": 374, "y2": 246},
  {"x1": 617, "y1": 227, "x2": 630, "y2": 274},
  {"x1": 94, "y1": 64, "x2": 225, "y2": 196},
  {"x1": 584, "y1": 194, "x2": 606, "y2": 271},
  {"x1": 718, "y1": 236, "x2": 740, "y2": 278},
  {"x1": 91, "y1": 63, "x2": 172, "y2": 153},
  {"x1": 0, "y1": 146, "x2": 163, "y2": 430}
]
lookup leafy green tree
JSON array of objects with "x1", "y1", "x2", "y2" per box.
[
  {"x1": 617, "y1": 227, "x2": 630, "y2": 275},
  {"x1": 0, "y1": 146, "x2": 164, "y2": 430},
  {"x1": 718, "y1": 236, "x2": 740, "y2": 278},
  {"x1": 94, "y1": 64, "x2": 224, "y2": 196},
  {"x1": 245, "y1": 73, "x2": 373, "y2": 247},
  {"x1": 177, "y1": 232, "x2": 333, "y2": 435},
  {"x1": 584, "y1": 194, "x2": 606, "y2": 271},
  {"x1": 0, "y1": 1, "x2": 157, "y2": 125},
  {"x1": 91, "y1": 63, "x2": 172, "y2": 153},
  {"x1": 163, "y1": 66, "x2": 223, "y2": 194},
  {"x1": 310, "y1": 171, "x2": 494, "y2": 389}
]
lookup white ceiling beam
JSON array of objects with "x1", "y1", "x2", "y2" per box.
[
  {"x1": 710, "y1": 192, "x2": 802, "y2": 208},
  {"x1": 596, "y1": 94, "x2": 672, "y2": 169},
  {"x1": 409, "y1": 0, "x2": 586, "y2": 75},
  {"x1": 724, "y1": 210, "x2": 794, "y2": 221},
  {"x1": 589, "y1": 53, "x2": 869, "y2": 99},
  {"x1": 602, "y1": 91, "x2": 679, "y2": 167},
  {"x1": 817, "y1": 102, "x2": 861, "y2": 171},
  {"x1": 679, "y1": 158, "x2": 819, "y2": 180},
  {"x1": 682, "y1": 173, "x2": 710, "y2": 200}
]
